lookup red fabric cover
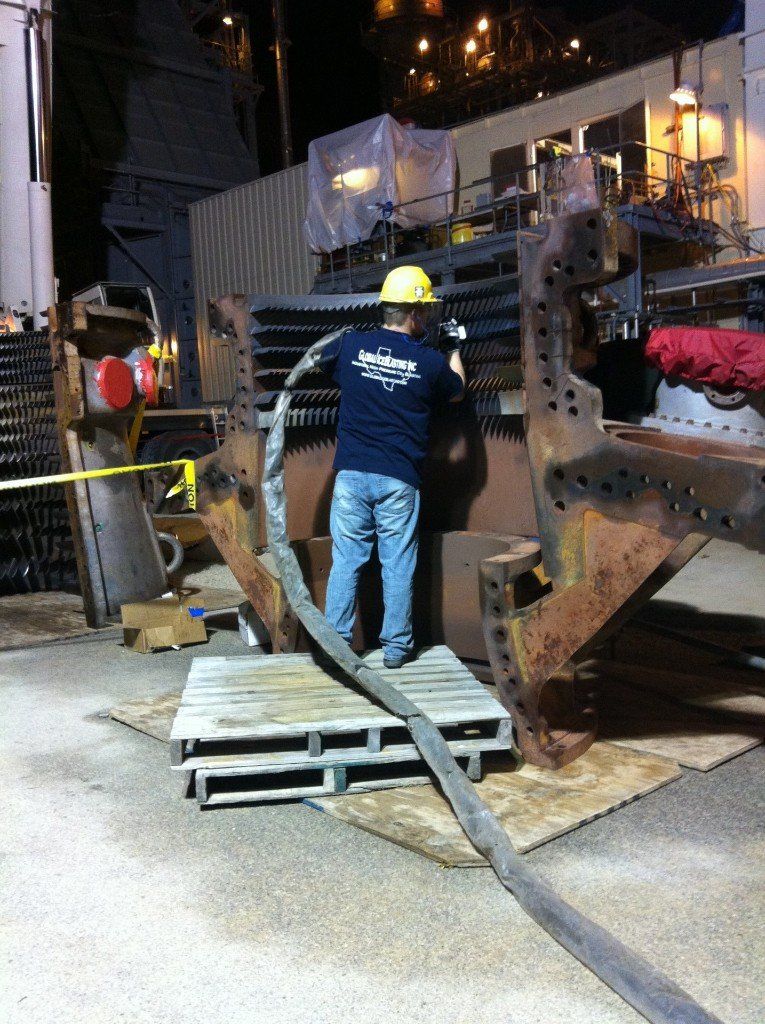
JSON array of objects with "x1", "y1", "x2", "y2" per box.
[{"x1": 646, "y1": 325, "x2": 765, "y2": 391}]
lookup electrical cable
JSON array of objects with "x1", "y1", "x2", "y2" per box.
[{"x1": 261, "y1": 328, "x2": 724, "y2": 1024}]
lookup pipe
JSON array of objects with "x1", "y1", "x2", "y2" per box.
[
  {"x1": 25, "y1": 8, "x2": 54, "y2": 328},
  {"x1": 272, "y1": 0, "x2": 293, "y2": 168},
  {"x1": 261, "y1": 329, "x2": 724, "y2": 1024}
]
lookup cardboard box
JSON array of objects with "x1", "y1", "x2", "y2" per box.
[{"x1": 121, "y1": 594, "x2": 207, "y2": 653}]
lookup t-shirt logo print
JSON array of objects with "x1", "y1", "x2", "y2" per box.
[{"x1": 353, "y1": 346, "x2": 421, "y2": 392}]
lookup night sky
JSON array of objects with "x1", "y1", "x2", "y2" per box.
[{"x1": 246, "y1": 1, "x2": 742, "y2": 175}]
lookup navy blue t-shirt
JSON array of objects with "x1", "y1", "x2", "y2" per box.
[{"x1": 320, "y1": 328, "x2": 463, "y2": 488}]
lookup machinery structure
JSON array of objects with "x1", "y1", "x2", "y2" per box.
[{"x1": 188, "y1": 195, "x2": 765, "y2": 768}]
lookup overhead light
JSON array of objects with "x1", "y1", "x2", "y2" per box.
[
  {"x1": 570, "y1": 38, "x2": 580, "y2": 50},
  {"x1": 409, "y1": 67, "x2": 416, "y2": 75},
  {"x1": 418, "y1": 37, "x2": 429, "y2": 53},
  {"x1": 670, "y1": 82, "x2": 698, "y2": 106},
  {"x1": 465, "y1": 38, "x2": 477, "y2": 54},
  {"x1": 331, "y1": 167, "x2": 379, "y2": 192},
  {"x1": 536, "y1": 90, "x2": 544, "y2": 99},
  {"x1": 222, "y1": 14, "x2": 234, "y2": 26},
  {"x1": 478, "y1": 16, "x2": 489, "y2": 32}
]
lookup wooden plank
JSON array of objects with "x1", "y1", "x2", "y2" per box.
[
  {"x1": 307, "y1": 742, "x2": 682, "y2": 863},
  {"x1": 594, "y1": 676, "x2": 763, "y2": 771},
  {"x1": 0, "y1": 592, "x2": 101, "y2": 649},
  {"x1": 110, "y1": 690, "x2": 182, "y2": 743},
  {"x1": 197, "y1": 753, "x2": 479, "y2": 807},
  {"x1": 182, "y1": 735, "x2": 501, "y2": 773},
  {"x1": 590, "y1": 659, "x2": 765, "y2": 719}
]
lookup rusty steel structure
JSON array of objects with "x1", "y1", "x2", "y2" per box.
[
  {"x1": 195, "y1": 203, "x2": 765, "y2": 769},
  {"x1": 39, "y1": 205, "x2": 763, "y2": 766},
  {"x1": 195, "y1": 279, "x2": 532, "y2": 661}
]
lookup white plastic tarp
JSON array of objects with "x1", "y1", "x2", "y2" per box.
[{"x1": 304, "y1": 114, "x2": 456, "y2": 254}]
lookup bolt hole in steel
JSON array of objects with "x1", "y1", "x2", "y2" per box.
[
  {"x1": 564, "y1": 265, "x2": 575, "y2": 276},
  {"x1": 565, "y1": 389, "x2": 575, "y2": 400},
  {"x1": 722, "y1": 514, "x2": 736, "y2": 529},
  {"x1": 587, "y1": 248, "x2": 598, "y2": 261},
  {"x1": 587, "y1": 216, "x2": 597, "y2": 229},
  {"x1": 548, "y1": 401, "x2": 558, "y2": 411},
  {"x1": 538, "y1": 351, "x2": 548, "y2": 362},
  {"x1": 537, "y1": 301, "x2": 547, "y2": 312},
  {"x1": 685, "y1": 485, "x2": 696, "y2": 496},
  {"x1": 489, "y1": 580, "x2": 499, "y2": 592},
  {"x1": 626, "y1": 490, "x2": 635, "y2": 499},
  {"x1": 618, "y1": 468, "x2": 629, "y2": 478},
  {"x1": 538, "y1": 326, "x2": 548, "y2": 337},
  {"x1": 526, "y1": 726, "x2": 534, "y2": 734},
  {"x1": 662, "y1": 479, "x2": 673, "y2": 490},
  {"x1": 553, "y1": 259, "x2": 562, "y2": 270},
  {"x1": 554, "y1": 500, "x2": 566, "y2": 512},
  {"x1": 501, "y1": 653, "x2": 510, "y2": 664},
  {"x1": 669, "y1": 501, "x2": 680, "y2": 512},
  {"x1": 543, "y1": 377, "x2": 552, "y2": 388},
  {"x1": 577, "y1": 475, "x2": 588, "y2": 488},
  {"x1": 545, "y1": 275, "x2": 554, "y2": 286},
  {"x1": 640, "y1": 473, "x2": 650, "y2": 484},
  {"x1": 553, "y1": 467, "x2": 565, "y2": 480},
  {"x1": 493, "y1": 605, "x2": 501, "y2": 615},
  {"x1": 517, "y1": 701, "x2": 525, "y2": 712},
  {"x1": 568, "y1": 405, "x2": 578, "y2": 416},
  {"x1": 601, "y1": 482, "x2": 613, "y2": 494},
  {"x1": 694, "y1": 507, "x2": 709, "y2": 521},
  {"x1": 495, "y1": 628, "x2": 507, "y2": 641}
]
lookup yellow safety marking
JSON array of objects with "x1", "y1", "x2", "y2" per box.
[
  {"x1": 0, "y1": 458, "x2": 197, "y2": 510},
  {"x1": 128, "y1": 398, "x2": 146, "y2": 459}
]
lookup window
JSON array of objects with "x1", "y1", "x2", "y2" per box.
[{"x1": 489, "y1": 143, "x2": 530, "y2": 200}]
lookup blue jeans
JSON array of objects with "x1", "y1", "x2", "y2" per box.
[{"x1": 325, "y1": 470, "x2": 420, "y2": 659}]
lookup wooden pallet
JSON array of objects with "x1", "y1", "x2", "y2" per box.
[
  {"x1": 170, "y1": 646, "x2": 511, "y2": 805},
  {"x1": 195, "y1": 752, "x2": 483, "y2": 806}
]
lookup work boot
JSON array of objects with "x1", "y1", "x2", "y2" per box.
[{"x1": 383, "y1": 651, "x2": 413, "y2": 670}]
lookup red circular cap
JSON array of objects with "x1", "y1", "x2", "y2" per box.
[
  {"x1": 94, "y1": 356, "x2": 134, "y2": 409},
  {"x1": 134, "y1": 355, "x2": 159, "y2": 406}
]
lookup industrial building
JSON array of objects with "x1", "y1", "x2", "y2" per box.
[{"x1": 1, "y1": 3, "x2": 763, "y2": 1024}]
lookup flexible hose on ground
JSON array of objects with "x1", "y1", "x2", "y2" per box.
[{"x1": 261, "y1": 329, "x2": 723, "y2": 1024}]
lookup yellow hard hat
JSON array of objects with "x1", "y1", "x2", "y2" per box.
[{"x1": 379, "y1": 266, "x2": 438, "y2": 304}]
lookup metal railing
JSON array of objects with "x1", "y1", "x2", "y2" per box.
[{"x1": 320, "y1": 142, "x2": 737, "y2": 288}]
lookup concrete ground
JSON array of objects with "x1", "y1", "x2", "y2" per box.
[{"x1": 2, "y1": 541, "x2": 764, "y2": 1024}]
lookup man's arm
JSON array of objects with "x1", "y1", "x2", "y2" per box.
[{"x1": 447, "y1": 349, "x2": 466, "y2": 402}]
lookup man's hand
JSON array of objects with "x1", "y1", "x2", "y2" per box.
[{"x1": 449, "y1": 349, "x2": 466, "y2": 402}]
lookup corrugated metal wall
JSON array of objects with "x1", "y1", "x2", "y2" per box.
[{"x1": 190, "y1": 163, "x2": 317, "y2": 401}]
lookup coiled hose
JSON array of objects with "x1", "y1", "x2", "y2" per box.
[{"x1": 261, "y1": 329, "x2": 722, "y2": 1024}]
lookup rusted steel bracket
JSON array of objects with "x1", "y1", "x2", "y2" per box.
[
  {"x1": 195, "y1": 295, "x2": 299, "y2": 652},
  {"x1": 483, "y1": 205, "x2": 765, "y2": 768}
]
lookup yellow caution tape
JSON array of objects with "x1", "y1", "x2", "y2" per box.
[{"x1": 0, "y1": 458, "x2": 197, "y2": 510}]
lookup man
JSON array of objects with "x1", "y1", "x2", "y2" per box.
[{"x1": 320, "y1": 266, "x2": 466, "y2": 669}]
